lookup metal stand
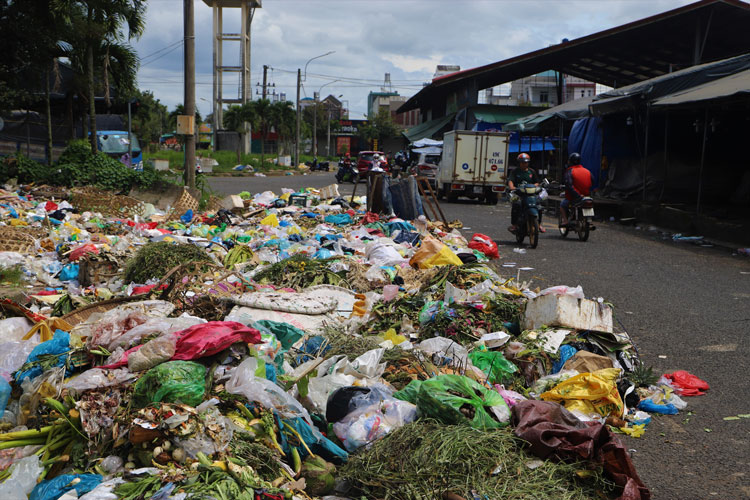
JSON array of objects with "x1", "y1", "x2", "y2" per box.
[{"x1": 416, "y1": 176, "x2": 449, "y2": 226}]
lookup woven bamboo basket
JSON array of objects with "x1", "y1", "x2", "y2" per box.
[
  {"x1": 60, "y1": 295, "x2": 141, "y2": 327},
  {"x1": 167, "y1": 188, "x2": 200, "y2": 221},
  {"x1": 78, "y1": 255, "x2": 121, "y2": 287},
  {"x1": 0, "y1": 227, "x2": 37, "y2": 253},
  {"x1": 70, "y1": 187, "x2": 146, "y2": 218}
]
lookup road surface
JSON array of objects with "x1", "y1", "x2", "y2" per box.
[{"x1": 209, "y1": 172, "x2": 750, "y2": 499}]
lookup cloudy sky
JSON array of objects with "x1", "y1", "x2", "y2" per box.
[{"x1": 133, "y1": 0, "x2": 694, "y2": 120}]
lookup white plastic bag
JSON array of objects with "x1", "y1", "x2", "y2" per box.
[
  {"x1": 63, "y1": 368, "x2": 136, "y2": 393},
  {"x1": 333, "y1": 399, "x2": 417, "y2": 452},
  {"x1": 538, "y1": 285, "x2": 585, "y2": 299},
  {"x1": 416, "y1": 337, "x2": 468, "y2": 366},
  {"x1": 0, "y1": 455, "x2": 43, "y2": 500},
  {"x1": 127, "y1": 335, "x2": 176, "y2": 372},
  {"x1": 78, "y1": 478, "x2": 125, "y2": 500},
  {"x1": 225, "y1": 357, "x2": 313, "y2": 425},
  {"x1": 0, "y1": 317, "x2": 32, "y2": 342}
]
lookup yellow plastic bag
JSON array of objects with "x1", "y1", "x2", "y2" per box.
[
  {"x1": 540, "y1": 368, "x2": 624, "y2": 418},
  {"x1": 383, "y1": 328, "x2": 406, "y2": 345},
  {"x1": 409, "y1": 237, "x2": 462, "y2": 269},
  {"x1": 23, "y1": 318, "x2": 73, "y2": 343},
  {"x1": 260, "y1": 213, "x2": 279, "y2": 227}
]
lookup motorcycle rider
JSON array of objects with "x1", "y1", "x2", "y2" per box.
[
  {"x1": 559, "y1": 152, "x2": 595, "y2": 226},
  {"x1": 507, "y1": 153, "x2": 545, "y2": 233}
]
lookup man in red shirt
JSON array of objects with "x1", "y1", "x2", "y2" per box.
[{"x1": 560, "y1": 152, "x2": 594, "y2": 226}]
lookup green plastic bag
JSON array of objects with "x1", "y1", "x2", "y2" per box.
[
  {"x1": 132, "y1": 360, "x2": 206, "y2": 408},
  {"x1": 255, "y1": 320, "x2": 305, "y2": 350},
  {"x1": 468, "y1": 350, "x2": 517, "y2": 384},
  {"x1": 415, "y1": 374, "x2": 510, "y2": 429},
  {"x1": 393, "y1": 379, "x2": 422, "y2": 404}
]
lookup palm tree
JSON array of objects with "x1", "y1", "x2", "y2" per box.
[
  {"x1": 248, "y1": 99, "x2": 272, "y2": 166},
  {"x1": 223, "y1": 104, "x2": 254, "y2": 163},
  {"x1": 56, "y1": 0, "x2": 146, "y2": 153},
  {"x1": 269, "y1": 101, "x2": 296, "y2": 157}
]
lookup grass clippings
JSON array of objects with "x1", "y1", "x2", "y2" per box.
[{"x1": 123, "y1": 242, "x2": 213, "y2": 284}]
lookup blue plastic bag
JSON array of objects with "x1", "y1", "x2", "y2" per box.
[
  {"x1": 0, "y1": 377, "x2": 11, "y2": 418},
  {"x1": 180, "y1": 209, "x2": 194, "y2": 223},
  {"x1": 15, "y1": 330, "x2": 71, "y2": 383},
  {"x1": 59, "y1": 263, "x2": 79, "y2": 282},
  {"x1": 30, "y1": 474, "x2": 102, "y2": 500},
  {"x1": 312, "y1": 248, "x2": 334, "y2": 259},
  {"x1": 638, "y1": 399, "x2": 679, "y2": 415},
  {"x1": 324, "y1": 213, "x2": 352, "y2": 226},
  {"x1": 277, "y1": 414, "x2": 348, "y2": 464},
  {"x1": 552, "y1": 345, "x2": 578, "y2": 374}
]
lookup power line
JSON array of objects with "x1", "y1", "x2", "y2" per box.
[{"x1": 140, "y1": 42, "x2": 184, "y2": 67}]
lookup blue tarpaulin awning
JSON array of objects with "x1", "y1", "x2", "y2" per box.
[{"x1": 508, "y1": 135, "x2": 556, "y2": 153}]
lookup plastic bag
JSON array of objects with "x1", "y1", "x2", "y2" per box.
[
  {"x1": 662, "y1": 370, "x2": 709, "y2": 396},
  {"x1": 127, "y1": 335, "x2": 176, "y2": 372},
  {"x1": 0, "y1": 455, "x2": 44, "y2": 500},
  {"x1": 0, "y1": 377, "x2": 10, "y2": 416},
  {"x1": 552, "y1": 344, "x2": 577, "y2": 374},
  {"x1": 467, "y1": 233, "x2": 499, "y2": 260},
  {"x1": 132, "y1": 361, "x2": 206, "y2": 408},
  {"x1": 415, "y1": 374, "x2": 510, "y2": 429},
  {"x1": 30, "y1": 474, "x2": 102, "y2": 500},
  {"x1": 15, "y1": 330, "x2": 71, "y2": 383},
  {"x1": 637, "y1": 399, "x2": 679, "y2": 415},
  {"x1": 392, "y1": 379, "x2": 421, "y2": 404},
  {"x1": 538, "y1": 285, "x2": 585, "y2": 299},
  {"x1": 63, "y1": 368, "x2": 135, "y2": 393},
  {"x1": 226, "y1": 356, "x2": 313, "y2": 425},
  {"x1": 326, "y1": 385, "x2": 393, "y2": 423},
  {"x1": 494, "y1": 385, "x2": 527, "y2": 407},
  {"x1": 416, "y1": 337, "x2": 468, "y2": 367},
  {"x1": 107, "y1": 316, "x2": 205, "y2": 351},
  {"x1": 409, "y1": 237, "x2": 463, "y2": 269},
  {"x1": 468, "y1": 350, "x2": 517, "y2": 384},
  {"x1": 0, "y1": 317, "x2": 33, "y2": 342},
  {"x1": 333, "y1": 399, "x2": 417, "y2": 452},
  {"x1": 77, "y1": 479, "x2": 125, "y2": 500},
  {"x1": 540, "y1": 368, "x2": 624, "y2": 418}
]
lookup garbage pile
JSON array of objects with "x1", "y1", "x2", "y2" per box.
[{"x1": 0, "y1": 182, "x2": 711, "y2": 500}]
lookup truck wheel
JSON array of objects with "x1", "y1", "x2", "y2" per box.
[{"x1": 490, "y1": 194, "x2": 499, "y2": 205}]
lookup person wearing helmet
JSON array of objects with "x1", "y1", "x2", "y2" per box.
[
  {"x1": 508, "y1": 153, "x2": 544, "y2": 232},
  {"x1": 560, "y1": 152, "x2": 595, "y2": 226}
]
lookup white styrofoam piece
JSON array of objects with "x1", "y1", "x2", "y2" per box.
[{"x1": 523, "y1": 294, "x2": 613, "y2": 332}]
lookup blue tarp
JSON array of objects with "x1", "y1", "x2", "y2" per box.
[
  {"x1": 508, "y1": 133, "x2": 556, "y2": 153},
  {"x1": 568, "y1": 117, "x2": 603, "y2": 188}
]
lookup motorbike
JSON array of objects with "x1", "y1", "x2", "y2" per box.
[
  {"x1": 307, "y1": 158, "x2": 330, "y2": 172},
  {"x1": 509, "y1": 181, "x2": 545, "y2": 248},
  {"x1": 558, "y1": 194, "x2": 595, "y2": 241},
  {"x1": 335, "y1": 158, "x2": 359, "y2": 183}
]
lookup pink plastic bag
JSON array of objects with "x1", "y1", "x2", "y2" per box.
[
  {"x1": 662, "y1": 370, "x2": 709, "y2": 396},
  {"x1": 468, "y1": 233, "x2": 499, "y2": 260},
  {"x1": 98, "y1": 321, "x2": 261, "y2": 369}
]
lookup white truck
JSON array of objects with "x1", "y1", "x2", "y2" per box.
[{"x1": 436, "y1": 130, "x2": 509, "y2": 205}]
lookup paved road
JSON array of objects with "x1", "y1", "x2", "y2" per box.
[{"x1": 210, "y1": 173, "x2": 750, "y2": 499}]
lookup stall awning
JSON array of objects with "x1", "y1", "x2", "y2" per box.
[
  {"x1": 652, "y1": 68, "x2": 750, "y2": 106},
  {"x1": 503, "y1": 96, "x2": 596, "y2": 132},
  {"x1": 402, "y1": 113, "x2": 455, "y2": 142},
  {"x1": 473, "y1": 108, "x2": 530, "y2": 124},
  {"x1": 509, "y1": 137, "x2": 556, "y2": 153}
]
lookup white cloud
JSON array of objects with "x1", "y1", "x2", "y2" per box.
[{"x1": 132, "y1": 0, "x2": 695, "y2": 118}]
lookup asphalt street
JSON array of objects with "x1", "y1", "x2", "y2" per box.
[{"x1": 209, "y1": 172, "x2": 750, "y2": 499}]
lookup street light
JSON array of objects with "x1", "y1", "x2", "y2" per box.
[
  {"x1": 313, "y1": 79, "x2": 339, "y2": 158},
  {"x1": 296, "y1": 51, "x2": 334, "y2": 167}
]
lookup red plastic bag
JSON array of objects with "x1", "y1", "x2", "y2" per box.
[
  {"x1": 98, "y1": 321, "x2": 261, "y2": 369},
  {"x1": 468, "y1": 233, "x2": 499, "y2": 260},
  {"x1": 69, "y1": 244, "x2": 99, "y2": 261},
  {"x1": 45, "y1": 201, "x2": 58, "y2": 211},
  {"x1": 362, "y1": 212, "x2": 380, "y2": 224},
  {"x1": 663, "y1": 370, "x2": 709, "y2": 396}
]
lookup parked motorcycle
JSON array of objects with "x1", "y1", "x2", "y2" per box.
[
  {"x1": 558, "y1": 195, "x2": 596, "y2": 241},
  {"x1": 307, "y1": 158, "x2": 330, "y2": 172},
  {"x1": 509, "y1": 182, "x2": 544, "y2": 248},
  {"x1": 335, "y1": 157, "x2": 359, "y2": 183}
]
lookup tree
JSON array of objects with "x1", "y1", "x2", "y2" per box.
[
  {"x1": 247, "y1": 99, "x2": 271, "y2": 166},
  {"x1": 361, "y1": 107, "x2": 400, "y2": 150},
  {"x1": 223, "y1": 104, "x2": 254, "y2": 163},
  {"x1": 126, "y1": 90, "x2": 168, "y2": 150},
  {"x1": 269, "y1": 101, "x2": 296, "y2": 156},
  {"x1": 57, "y1": 0, "x2": 146, "y2": 153}
]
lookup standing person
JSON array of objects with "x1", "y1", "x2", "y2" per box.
[
  {"x1": 507, "y1": 153, "x2": 545, "y2": 232},
  {"x1": 559, "y1": 152, "x2": 595, "y2": 226}
]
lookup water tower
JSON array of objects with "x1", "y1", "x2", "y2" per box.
[{"x1": 202, "y1": 0, "x2": 261, "y2": 152}]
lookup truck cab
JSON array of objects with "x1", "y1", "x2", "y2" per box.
[{"x1": 96, "y1": 131, "x2": 143, "y2": 171}]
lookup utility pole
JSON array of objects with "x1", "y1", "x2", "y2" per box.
[
  {"x1": 313, "y1": 91, "x2": 318, "y2": 158},
  {"x1": 326, "y1": 106, "x2": 331, "y2": 157},
  {"x1": 295, "y1": 68, "x2": 301, "y2": 167},
  {"x1": 184, "y1": 0, "x2": 196, "y2": 189},
  {"x1": 262, "y1": 65, "x2": 268, "y2": 100}
]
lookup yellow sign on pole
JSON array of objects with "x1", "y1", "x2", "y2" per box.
[
  {"x1": 373, "y1": 139, "x2": 378, "y2": 151},
  {"x1": 177, "y1": 115, "x2": 195, "y2": 135}
]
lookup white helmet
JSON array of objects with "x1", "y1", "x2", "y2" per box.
[{"x1": 372, "y1": 154, "x2": 380, "y2": 160}]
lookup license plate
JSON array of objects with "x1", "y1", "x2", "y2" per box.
[
  {"x1": 582, "y1": 208, "x2": 594, "y2": 217},
  {"x1": 473, "y1": 186, "x2": 484, "y2": 194}
]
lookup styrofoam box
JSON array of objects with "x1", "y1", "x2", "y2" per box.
[{"x1": 523, "y1": 294, "x2": 613, "y2": 332}]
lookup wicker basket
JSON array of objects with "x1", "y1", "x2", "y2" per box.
[
  {"x1": 167, "y1": 188, "x2": 200, "y2": 221},
  {"x1": 60, "y1": 295, "x2": 141, "y2": 327},
  {"x1": 0, "y1": 226, "x2": 37, "y2": 253},
  {"x1": 70, "y1": 187, "x2": 146, "y2": 218}
]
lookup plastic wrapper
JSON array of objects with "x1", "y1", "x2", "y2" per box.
[
  {"x1": 132, "y1": 361, "x2": 206, "y2": 408},
  {"x1": 0, "y1": 455, "x2": 43, "y2": 500},
  {"x1": 0, "y1": 317, "x2": 33, "y2": 342},
  {"x1": 416, "y1": 374, "x2": 510, "y2": 429},
  {"x1": 78, "y1": 479, "x2": 125, "y2": 500},
  {"x1": 415, "y1": 337, "x2": 468, "y2": 367},
  {"x1": 538, "y1": 285, "x2": 585, "y2": 299},
  {"x1": 63, "y1": 368, "x2": 136, "y2": 393},
  {"x1": 127, "y1": 335, "x2": 177, "y2": 372},
  {"x1": 0, "y1": 341, "x2": 36, "y2": 382},
  {"x1": 226, "y1": 356, "x2": 313, "y2": 425},
  {"x1": 409, "y1": 237, "x2": 463, "y2": 269},
  {"x1": 333, "y1": 399, "x2": 417, "y2": 452}
]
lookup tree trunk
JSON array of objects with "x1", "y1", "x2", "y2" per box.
[
  {"x1": 87, "y1": 8, "x2": 97, "y2": 153},
  {"x1": 45, "y1": 66, "x2": 53, "y2": 165}
]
